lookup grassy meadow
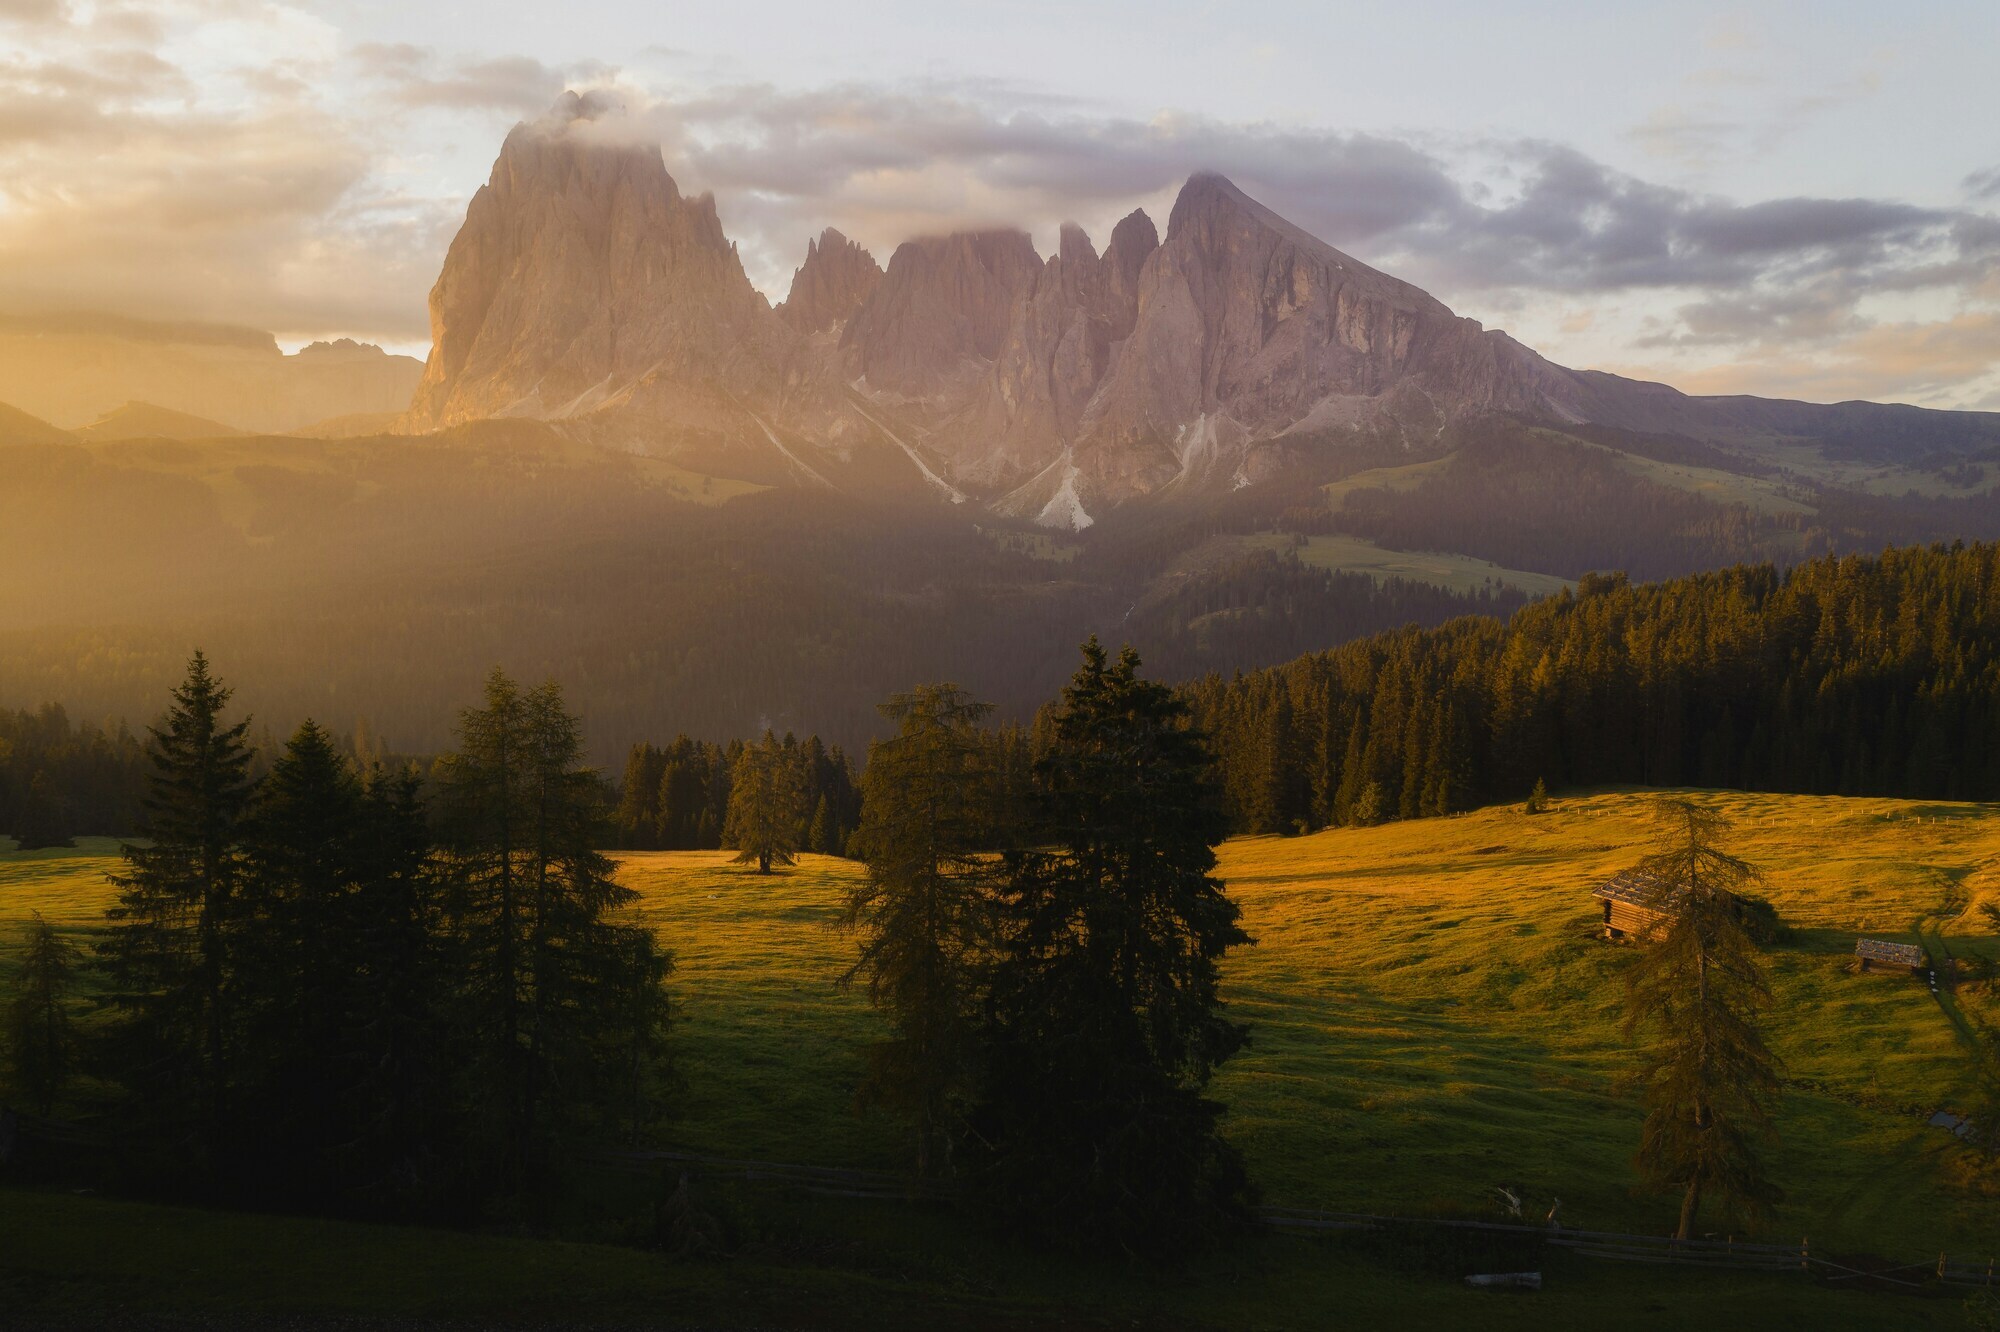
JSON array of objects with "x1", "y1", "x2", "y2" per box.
[
  {"x1": 1173, "y1": 530, "x2": 1570, "y2": 598},
  {"x1": 4, "y1": 789, "x2": 2000, "y2": 1328}
]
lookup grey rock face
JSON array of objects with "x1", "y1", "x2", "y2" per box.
[
  {"x1": 776, "y1": 229, "x2": 883, "y2": 336},
  {"x1": 838, "y1": 230, "x2": 1043, "y2": 403},
  {"x1": 409, "y1": 110, "x2": 2000, "y2": 519},
  {"x1": 404, "y1": 92, "x2": 790, "y2": 450}
]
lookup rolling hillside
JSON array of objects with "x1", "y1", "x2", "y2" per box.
[{"x1": 5, "y1": 789, "x2": 1997, "y2": 1327}]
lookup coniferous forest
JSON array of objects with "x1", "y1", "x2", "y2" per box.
[
  {"x1": 7, "y1": 542, "x2": 2000, "y2": 1275},
  {"x1": 6, "y1": 646, "x2": 1252, "y2": 1258},
  {"x1": 1187, "y1": 543, "x2": 2000, "y2": 833}
]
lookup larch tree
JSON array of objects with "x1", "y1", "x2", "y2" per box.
[
  {"x1": 845, "y1": 684, "x2": 1001, "y2": 1178},
  {"x1": 723, "y1": 731, "x2": 807, "y2": 873},
  {"x1": 6, "y1": 914, "x2": 81, "y2": 1116},
  {"x1": 101, "y1": 650, "x2": 256, "y2": 1169},
  {"x1": 1625, "y1": 797, "x2": 1783, "y2": 1240},
  {"x1": 976, "y1": 639, "x2": 1254, "y2": 1259}
]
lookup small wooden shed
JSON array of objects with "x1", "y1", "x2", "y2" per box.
[
  {"x1": 1854, "y1": 938, "x2": 1926, "y2": 975},
  {"x1": 1592, "y1": 868, "x2": 1674, "y2": 940}
]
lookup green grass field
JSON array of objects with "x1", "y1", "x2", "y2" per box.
[
  {"x1": 4, "y1": 789, "x2": 1999, "y2": 1328},
  {"x1": 1174, "y1": 531, "x2": 1571, "y2": 597}
]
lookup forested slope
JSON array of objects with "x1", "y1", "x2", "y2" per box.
[{"x1": 1190, "y1": 543, "x2": 2000, "y2": 832}]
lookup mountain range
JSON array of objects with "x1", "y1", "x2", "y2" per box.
[
  {"x1": 4, "y1": 91, "x2": 2000, "y2": 758},
  {"x1": 401, "y1": 91, "x2": 2000, "y2": 530},
  {"x1": 0, "y1": 315, "x2": 422, "y2": 436}
]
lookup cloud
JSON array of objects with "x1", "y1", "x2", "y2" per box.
[
  {"x1": 1649, "y1": 312, "x2": 2000, "y2": 406},
  {"x1": 0, "y1": 0, "x2": 66, "y2": 25},
  {"x1": 354, "y1": 44, "x2": 575, "y2": 115},
  {"x1": 0, "y1": 8, "x2": 451, "y2": 340},
  {"x1": 0, "y1": 13, "x2": 1993, "y2": 406}
]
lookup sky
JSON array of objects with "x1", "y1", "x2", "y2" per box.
[{"x1": 1, "y1": 0, "x2": 1997, "y2": 408}]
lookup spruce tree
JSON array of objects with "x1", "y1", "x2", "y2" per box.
[
  {"x1": 17, "y1": 770, "x2": 73, "y2": 849},
  {"x1": 845, "y1": 684, "x2": 1000, "y2": 1178},
  {"x1": 232, "y1": 720, "x2": 369, "y2": 1201},
  {"x1": 1625, "y1": 798, "x2": 1783, "y2": 1238},
  {"x1": 6, "y1": 914, "x2": 80, "y2": 1116},
  {"x1": 613, "y1": 744, "x2": 664, "y2": 849},
  {"x1": 977, "y1": 640, "x2": 1254, "y2": 1259},
  {"x1": 723, "y1": 731, "x2": 807, "y2": 873},
  {"x1": 101, "y1": 650, "x2": 256, "y2": 1170},
  {"x1": 1525, "y1": 777, "x2": 1550, "y2": 814},
  {"x1": 345, "y1": 762, "x2": 452, "y2": 1210},
  {"x1": 808, "y1": 795, "x2": 834, "y2": 857},
  {"x1": 435, "y1": 672, "x2": 672, "y2": 1205}
]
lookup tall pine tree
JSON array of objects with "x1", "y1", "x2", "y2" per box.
[
  {"x1": 435, "y1": 672, "x2": 672, "y2": 1208},
  {"x1": 101, "y1": 651, "x2": 256, "y2": 1176},
  {"x1": 976, "y1": 640, "x2": 1254, "y2": 1259},
  {"x1": 846, "y1": 684, "x2": 1001, "y2": 1178},
  {"x1": 6, "y1": 914, "x2": 80, "y2": 1116}
]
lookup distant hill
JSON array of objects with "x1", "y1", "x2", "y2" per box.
[
  {"x1": 0, "y1": 401, "x2": 76, "y2": 447},
  {"x1": 0, "y1": 313, "x2": 423, "y2": 434},
  {"x1": 290, "y1": 410, "x2": 409, "y2": 439},
  {"x1": 73, "y1": 401, "x2": 244, "y2": 442}
]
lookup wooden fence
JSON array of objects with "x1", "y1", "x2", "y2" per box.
[{"x1": 606, "y1": 1147, "x2": 2000, "y2": 1289}]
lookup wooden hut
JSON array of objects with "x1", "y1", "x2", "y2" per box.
[
  {"x1": 1854, "y1": 938, "x2": 1926, "y2": 976},
  {"x1": 1592, "y1": 868, "x2": 1673, "y2": 940}
]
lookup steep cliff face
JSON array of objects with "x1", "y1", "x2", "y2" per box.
[
  {"x1": 405, "y1": 108, "x2": 2000, "y2": 520},
  {"x1": 404, "y1": 92, "x2": 790, "y2": 449},
  {"x1": 839, "y1": 229, "x2": 1043, "y2": 403},
  {"x1": 943, "y1": 212, "x2": 1158, "y2": 489},
  {"x1": 1056, "y1": 173, "x2": 1581, "y2": 508},
  {"x1": 775, "y1": 229, "x2": 883, "y2": 336}
]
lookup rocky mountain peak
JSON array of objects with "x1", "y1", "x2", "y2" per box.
[
  {"x1": 777, "y1": 227, "x2": 883, "y2": 335},
  {"x1": 1057, "y1": 222, "x2": 1098, "y2": 268},
  {"x1": 404, "y1": 93, "x2": 781, "y2": 434},
  {"x1": 1105, "y1": 209, "x2": 1159, "y2": 277},
  {"x1": 838, "y1": 228, "x2": 1042, "y2": 400}
]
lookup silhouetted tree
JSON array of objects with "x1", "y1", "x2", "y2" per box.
[
  {"x1": 976, "y1": 640, "x2": 1254, "y2": 1259},
  {"x1": 435, "y1": 671, "x2": 672, "y2": 1208},
  {"x1": 101, "y1": 651, "x2": 256, "y2": 1174},
  {"x1": 231, "y1": 721, "x2": 373, "y2": 1203},
  {"x1": 845, "y1": 684, "x2": 1001, "y2": 1178},
  {"x1": 6, "y1": 914, "x2": 80, "y2": 1116}
]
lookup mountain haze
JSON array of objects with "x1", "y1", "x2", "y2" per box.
[
  {"x1": 0, "y1": 314, "x2": 421, "y2": 435},
  {"x1": 400, "y1": 96, "x2": 2000, "y2": 531}
]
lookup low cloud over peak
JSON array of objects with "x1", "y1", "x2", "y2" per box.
[{"x1": 0, "y1": 7, "x2": 1995, "y2": 408}]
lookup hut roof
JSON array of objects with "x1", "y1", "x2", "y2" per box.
[
  {"x1": 1855, "y1": 938, "x2": 1925, "y2": 968},
  {"x1": 1592, "y1": 867, "x2": 1675, "y2": 909}
]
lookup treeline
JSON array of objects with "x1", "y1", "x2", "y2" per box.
[
  {"x1": 12, "y1": 643, "x2": 1256, "y2": 1261},
  {"x1": 11, "y1": 656, "x2": 672, "y2": 1221},
  {"x1": 1189, "y1": 543, "x2": 2000, "y2": 834},
  {"x1": 610, "y1": 732, "x2": 860, "y2": 854},
  {"x1": 0, "y1": 705, "x2": 145, "y2": 847}
]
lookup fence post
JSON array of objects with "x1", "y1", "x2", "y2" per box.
[{"x1": 1801, "y1": 1236, "x2": 1809, "y2": 1272}]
